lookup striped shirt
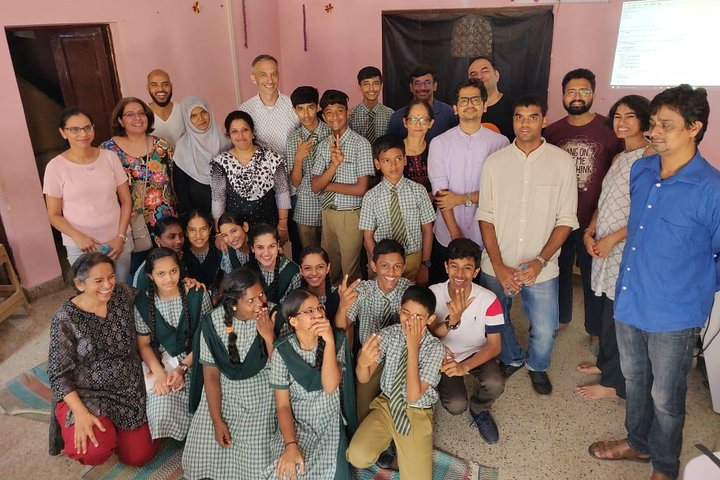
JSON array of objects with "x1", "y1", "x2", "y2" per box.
[{"x1": 359, "y1": 177, "x2": 436, "y2": 254}]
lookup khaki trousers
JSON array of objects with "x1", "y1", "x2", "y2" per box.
[
  {"x1": 321, "y1": 208, "x2": 363, "y2": 284},
  {"x1": 355, "y1": 363, "x2": 383, "y2": 422},
  {"x1": 296, "y1": 223, "x2": 322, "y2": 250},
  {"x1": 347, "y1": 394, "x2": 434, "y2": 480}
]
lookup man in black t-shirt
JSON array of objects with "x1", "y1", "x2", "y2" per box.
[{"x1": 468, "y1": 56, "x2": 515, "y2": 142}]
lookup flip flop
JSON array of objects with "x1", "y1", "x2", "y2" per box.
[{"x1": 588, "y1": 439, "x2": 651, "y2": 463}]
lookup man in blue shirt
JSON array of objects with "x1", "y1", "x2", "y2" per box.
[
  {"x1": 588, "y1": 85, "x2": 720, "y2": 480},
  {"x1": 387, "y1": 65, "x2": 458, "y2": 144}
]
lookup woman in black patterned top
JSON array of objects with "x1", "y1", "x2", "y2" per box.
[
  {"x1": 210, "y1": 110, "x2": 291, "y2": 244},
  {"x1": 402, "y1": 99, "x2": 435, "y2": 193},
  {"x1": 48, "y1": 253, "x2": 159, "y2": 466}
]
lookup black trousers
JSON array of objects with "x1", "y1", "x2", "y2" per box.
[
  {"x1": 597, "y1": 293, "x2": 626, "y2": 398},
  {"x1": 558, "y1": 229, "x2": 603, "y2": 335},
  {"x1": 173, "y1": 166, "x2": 212, "y2": 216}
]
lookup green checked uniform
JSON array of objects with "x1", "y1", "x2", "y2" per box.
[
  {"x1": 264, "y1": 331, "x2": 356, "y2": 480},
  {"x1": 182, "y1": 307, "x2": 278, "y2": 480},
  {"x1": 134, "y1": 289, "x2": 213, "y2": 441}
]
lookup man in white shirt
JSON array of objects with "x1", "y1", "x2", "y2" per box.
[
  {"x1": 147, "y1": 69, "x2": 185, "y2": 148},
  {"x1": 430, "y1": 238, "x2": 505, "y2": 444},
  {"x1": 238, "y1": 54, "x2": 300, "y2": 256},
  {"x1": 477, "y1": 94, "x2": 578, "y2": 395}
]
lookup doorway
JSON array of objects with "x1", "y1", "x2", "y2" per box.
[{"x1": 5, "y1": 24, "x2": 122, "y2": 277}]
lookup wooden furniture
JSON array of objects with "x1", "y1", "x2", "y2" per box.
[{"x1": 0, "y1": 244, "x2": 32, "y2": 324}]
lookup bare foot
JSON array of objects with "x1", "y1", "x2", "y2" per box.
[
  {"x1": 577, "y1": 363, "x2": 601, "y2": 375},
  {"x1": 558, "y1": 323, "x2": 569, "y2": 330},
  {"x1": 576, "y1": 384, "x2": 618, "y2": 399}
]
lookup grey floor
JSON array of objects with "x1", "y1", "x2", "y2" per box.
[{"x1": 0, "y1": 282, "x2": 717, "y2": 480}]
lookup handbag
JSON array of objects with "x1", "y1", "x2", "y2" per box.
[{"x1": 131, "y1": 147, "x2": 153, "y2": 252}]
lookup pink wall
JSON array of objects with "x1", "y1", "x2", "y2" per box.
[
  {"x1": 0, "y1": 0, "x2": 240, "y2": 287},
  {"x1": 276, "y1": 0, "x2": 719, "y2": 164},
  {"x1": 1, "y1": 0, "x2": 717, "y2": 288}
]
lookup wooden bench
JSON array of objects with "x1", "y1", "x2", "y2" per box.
[{"x1": 0, "y1": 244, "x2": 32, "y2": 324}]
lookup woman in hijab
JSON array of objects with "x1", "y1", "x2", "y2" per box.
[{"x1": 173, "y1": 96, "x2": 230, "y2": 215}]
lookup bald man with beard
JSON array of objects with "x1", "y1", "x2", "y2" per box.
[{"x1": 147, "y1": 69, "x2": 185, "y2": 147}]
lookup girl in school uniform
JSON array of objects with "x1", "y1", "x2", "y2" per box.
[
  {"x1": 182, "y1": 267, "x2": 282, "y2": 480},
  {"x1": 217, "y1": 211, "x2": 250, "y2": 274},
  {"x1": 247, "y1": 223, "x2": 301, "y2": 305},
  {"x1": 183, "y1": 209, "x2": 222, "y2": 295},
  {"x1": 134, "y1": 247, "x2": 213, "y2": 441},
  {"x1": 264, "y1": 289, "x2": 357, "y2": 480}
]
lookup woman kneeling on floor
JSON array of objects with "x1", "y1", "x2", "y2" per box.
[{"x1": 48, "y1": 253, "x2": 159, "y2": 466}]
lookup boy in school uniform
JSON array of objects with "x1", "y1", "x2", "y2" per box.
[
  {"x1": 349, "y1": 66, "x2": 394, "y2": 145},
  {"x1": 347, "y1": 285, "x2": 445, "y2": 480},
  {"x1": 360, "y1": 134, "x2": 435, "y2": 284},
  {"x1": 311, "y1": 89, "x2": 374, "y2": 284},
  {"x1": 286, "y1": 86, "x2": 332, "y2": 250},
  {"x1": 429, "y1": 238, "x2": 505, "y2": 444},
  {"x1": 336, "y1": 239, "x2": 413, "y2": 421}
]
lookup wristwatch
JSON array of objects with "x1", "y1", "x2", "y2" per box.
[
  {"x1": 535, "y1": 255, "x2": 548, "y2": 268},
  {"x1": 179, "y1": 363, "x2": 189, "y2": 374},
  {"x1": 444, "y1": 315, "x2": 460, "y2": 330},
  {"x1": 464, "y1": 194, "x2": 472, "y2": 208},
  {"x1": 422, "y1": 260, "x2": 432, "y2": 269}
]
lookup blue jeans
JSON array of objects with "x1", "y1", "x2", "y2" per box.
[
  {"x1": 615, "y1": 320, "x2": 699, "y2": 479},
  {"x1": 480, "y1": 272, "x2": 559, "y2": 372}
]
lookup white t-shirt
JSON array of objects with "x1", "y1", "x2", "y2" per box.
[
  {"x1": 152, "y1": 102, "x2": 185, "y2": 148},
  {"x1": 429, "y1": 281, "x2": 505, "y2": 362}
]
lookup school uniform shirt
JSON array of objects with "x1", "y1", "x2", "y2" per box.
[
  {"x1": 347, "y1": 277, "x2": 413, "y2": 344},
  {"x1": 311, "y1": 128, "x2": 374, "y2": 210},
  {"x1": 430, "y1": 281, "x2": 504, "y2": 362},
  {"x1": 359, "y1": 177, "x2": 436, "y2": 255},
  {"x1": 286, "y1": 121, "x2": 332, "y2": 225},
  {"x1": 220, "y1": 247, "x2": 250, "y2": 274},
  {"x1": 377, "y1": 324, "x2": 444, "y2": 408},
  {"x1": 349, "y1": 102, "x2": 394, "y2": 142}
]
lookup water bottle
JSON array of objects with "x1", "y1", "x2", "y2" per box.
[{"x1": 506, "y1": 264, "x2": 529, "y2": 297}]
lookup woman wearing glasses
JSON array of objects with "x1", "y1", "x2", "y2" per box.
[
  {"x1": 101, "y1": 97, "x2": 177, "y2": 277},
  {"x1": 402, "y1": 99, "x2": 435, "y2": 193},
  {"x1": 44, "y1": 108, "x2": 134, "y2": 281}
]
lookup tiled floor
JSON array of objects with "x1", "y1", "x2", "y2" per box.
[{"x1": 0, "y1": 282, "x2": 717, "y2": 479}]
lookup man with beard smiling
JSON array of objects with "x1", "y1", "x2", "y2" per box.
[
  {"x1": 147, "y1": 69, "x2": 185, "y2": 148},
  {"x1": 544, "y1": 69, "x2": 623, "y2": 348}
]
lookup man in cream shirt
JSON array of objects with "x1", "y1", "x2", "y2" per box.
[{"x1": 477, "y1": 94, "x2": 578, "y2": 395}]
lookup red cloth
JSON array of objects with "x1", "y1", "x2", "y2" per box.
[{"x1": 56, "y1": 401, "x2": 159, "y2": 467}]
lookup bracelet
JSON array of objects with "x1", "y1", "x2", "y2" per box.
[{"x1": 284, "y1": 440, "x2": 298, "y2": 448}]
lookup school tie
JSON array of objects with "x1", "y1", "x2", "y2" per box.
[
  {"x1": 308, "y1": 132, "x2": 319, "y2": 159},
  {"x1": 389, "y1": 346, "x2": 411, "y2": 436},
  {"x1": 366, "y1": 109, "x2": 377, "y2": 144},
  {"x1": 320, "y1": 136, "x2": 337, "y2": 210},
  {"x1": 381, "y1": 296, "x2": 394, "y2": 328},
  {"x1": 389, "y1": 185, "x2": 408, "y2": 248}
]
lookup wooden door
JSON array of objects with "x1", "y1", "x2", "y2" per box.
[{"x1": 50, "y1": 25, "x2": 121, "y2": 145}]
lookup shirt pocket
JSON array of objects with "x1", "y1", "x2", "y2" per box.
[
  {"x1": 658, "y1": 216, "x2": 705, "y2": 257},
  {"x1": 533, "y1": 185, "x2": 559, "y2": 217}
]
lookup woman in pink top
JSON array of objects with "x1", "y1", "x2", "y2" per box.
[{"x1": 44, "y1": 108, "x2": 133, "y2": 281}]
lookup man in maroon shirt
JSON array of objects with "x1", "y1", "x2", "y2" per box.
[{"x1": 544, "y1": 68, "x2": 623, "y2": 348}]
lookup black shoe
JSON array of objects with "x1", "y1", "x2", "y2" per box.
[
  {"x1": 499, "y1": 361, "x2": 524, "y2": 378},
  {"x1": 376, "y1": 441, "x2": 396, "y2": 469},
  {"x1": 529, "y1": 370, "x2": 553, "y2": 395},
  {"x1": 470, "y1": 410, "x2": 499, "y2": 444}
]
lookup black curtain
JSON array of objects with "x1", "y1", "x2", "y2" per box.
[{"x1": 382, "y1": 7, "x2": 554, "y2": 109}]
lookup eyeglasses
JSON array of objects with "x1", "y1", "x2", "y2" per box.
[
  {"x1": 564, "y1": 88, "x2": 592, "y2": 98},
  {"x1": 298, "y1": 304, "x2": 325, "y2": 316},
  {"x1": 406, "y1": 117, "x2": 431, "y2": 126},
  {"x1": 457, "y1": 96, "x2": 483, "y2": 107},
  {"x1": 412, "y1": 79, "x2": 433, "y2": 88},
  {"x1": 63, "y1": 124, "x2": 95, "y2": 135},
  {"x1": 122, "y1": 111, "x2": 148, "y2": 119}
]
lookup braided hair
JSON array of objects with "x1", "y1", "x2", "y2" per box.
[
  {"x1": 298, "y1": 246, "x2": 332, "y2": 299},
  {"x1": 220, "y1": 267, "x2": 263, "y2": 363},
  {"x1": 247, "y1": 223, "x2": 282, "y2": 303},
  {"x1": 282, "y1": 289, "x2": 326, "y2": 370},
  {"x1": 145, "y1": 247, "x2": 191, "y2": 358}
]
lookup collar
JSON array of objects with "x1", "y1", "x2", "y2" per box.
[
  {"x1": 381, "y1": 177, "x2": 407, "y2": 190},
  {"x1": 511, "y1": 138, "x2": 547, "y2": 159},
  {"x1": 641, "y1": 150, "x2": 705, "y2": 185}
]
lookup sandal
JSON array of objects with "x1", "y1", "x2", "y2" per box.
[{"x1": 588, "y1": 439, "x2": 651, "y2": 463}]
